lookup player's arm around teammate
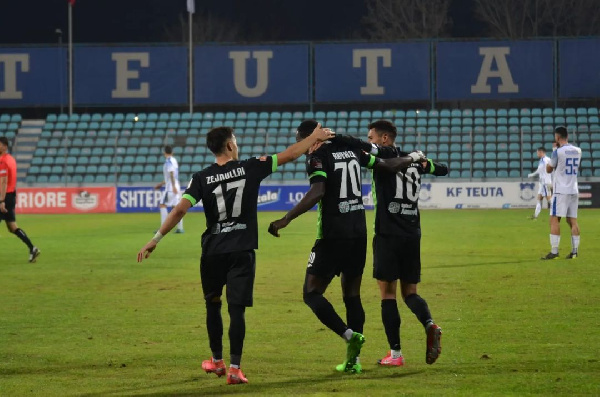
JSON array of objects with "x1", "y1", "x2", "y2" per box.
[
  {"x1": 138, "y1": 124, "x2": 334, "y2": 260},
  {"x1": 268, "y1": 145, "x2": 426, "y2": 236}
]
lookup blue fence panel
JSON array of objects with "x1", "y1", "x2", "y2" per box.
[
  {"x1": 314, "y1": 43, "x2": 430, "y2": 102},
  {"x1": 7, "y1": 39, "x2": 600, "y2": 106},
  {"x1": 195, "y1": 44, "x2": 309, "y2": 104},
  {"x1": 559, "y1": 38, "x2": 600, "y2": 98},
  {"x1": 117, "y1": 184, "x2": 375, "y2": 213},
  {"x1": 74, "y1": 46, "x2": 188, "y2": 105},
  {"x1": 0, "y1": 47, "x2": 66, "y2": 106},
  {"x1": 436, "y1": 40, "x2": 554, "y2": 100}
]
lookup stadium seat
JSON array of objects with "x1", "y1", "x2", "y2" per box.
[{"x1": 24, "y1": 107, "x2": 600, "y2": 182}]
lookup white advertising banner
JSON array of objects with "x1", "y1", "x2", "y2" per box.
[{"x1": 411, "y1": 181, "x2": 539, "y2": 209}]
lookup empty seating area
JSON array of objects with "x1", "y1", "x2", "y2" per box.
[
  {"x1": 0, "y1": 114, "x2": 22, "y2": 147},
  {"x1": 1, "y1": 107, "x2": 599, "y2": 184},
  {"x1": 29, "y1": 112, "x2": 307, "y2": 184}
]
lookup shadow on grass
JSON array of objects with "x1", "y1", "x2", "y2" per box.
[
  {"x1": 80, "y1": 369, "x2": 423, "y2": 396},
  {"x1": 428, "y1": 259, "x2": 530, "y2": 270}
]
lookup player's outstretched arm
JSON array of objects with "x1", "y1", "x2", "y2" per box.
[
  {"x1": 529, "y1": 161, "x2": 544, "y2": 178},
  {"x1": 137, "y1": 198, "x2": 192, "y2": 262},
  {"x1": 331, "y1": 134, "x2": 398, "y2": 158},
  {"x1": 276, "y1": 123, "x2": 333, "y2": 166},
  {"x1": 373, "y1": 151, "x2": 428, "y2": 173},
  {"x1": 422, "y1": 159, "x2": 449, "y2": 176},
  {"x1": 268, "y1": 182, "x2": 326, "y2": 237},
  {"x1": 169, "y1": 172, "x2": 178, "y2": 194}
]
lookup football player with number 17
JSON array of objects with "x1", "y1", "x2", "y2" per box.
[{"x1": 137, "y1": 124, "x2": 334, "y2": 385}]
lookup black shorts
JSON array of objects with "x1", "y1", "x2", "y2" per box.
[
  {"x1": 200, "y1": 250, "x2": 256, "y2": 307},
  {"x1": 0, "y1": 192, "x2": 16, "y2": 223},
  {"x1": 373, "y1": 234, "x2": 421, "y2": 284},
  {"x1": 306, "y1": 238, "x2": 366, "y2": 280}
]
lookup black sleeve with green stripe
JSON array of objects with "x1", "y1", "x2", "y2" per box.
[
  {"x1": 182, "y1": 172, "x2": 203, "y2": 206},
  {"x1": 422, "y1": 159, "x2": 449, "y2": 176},
  {"x1": 359, "y1": 151, "x2": 380, "y2": 169},
  {"x1": 306, "y1": 151, "x2": 327, "y2": 184},
  {"x1": 248, "y1": 154, "x2": 279, "y2": 181}
]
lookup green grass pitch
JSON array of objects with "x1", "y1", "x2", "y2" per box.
[{"x1": 1, "y1": 209, "x2": 599, "y2": 396}]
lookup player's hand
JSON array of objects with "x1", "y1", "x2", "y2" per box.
[
  {"x1": 311, "y1": 123, "x2": 335, "y2": 142},
  {"x1": 268, "y1": 217, "x2": 290, "y2": 237},
  {"x1": 137, "y1": 240, "x2": 158, "y2": 262},
  {"x1": 0, "y1": 202, "x2": 6, "y2": 213},
  {"x1": 409, "y1": 151, "x2": 427, "y2": 162},
  {"x1": 173, "y1": 187, "x2": 179, "y2": 194},
  {"x1": 309, "y1": 141, "x2": 324, "y2": 154}
]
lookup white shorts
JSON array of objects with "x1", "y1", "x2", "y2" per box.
[
  {"x1": 550, "y1": 194, "x2": 578, "y2": 218},
  {"x1": 161, "y1": 191, "x2": 181, "y2": 207},
  {"x1": 537, "y1": 183, "x2": 552, "y2": 197}
]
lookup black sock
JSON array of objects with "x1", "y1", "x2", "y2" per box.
[
  {"x1": 205, "y1": 300, "x2": 223, "y2": 360},
  {"x1": 404, "y1": 293, "x2": 433, "y2": 329},
  {"x1": 228, "y1": 304, "x2": 246, "y2": 367},
  {"x1": 343, "y1": 296, "x2": 365, "y2": 334},
  {"x1": 14, "y1": 228, "x2": 34, "y2": 250},
  {"x1": 381, "y1": 299, "x2": 401, "y2": 350},
  {"x1": 304, "y1": 291, "x2": 347, "y2": 336}
]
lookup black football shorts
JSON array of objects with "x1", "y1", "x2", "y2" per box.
[
  {"x1": 0, "y1": 192, "x2": 16, "y2": 223},
  {"x1": 200, "y1": 249, "x2": 256, "y2": 307},
  {"x1": 306, "y1": 238, "x2": 367, "y2": 280},
  {"x1": 373, "y1": 234, "x2": 421, "y2": 284}
]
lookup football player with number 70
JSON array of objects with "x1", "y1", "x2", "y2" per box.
[{"x1": 268, "y1": 119, "x2": 429, "y2": 374}]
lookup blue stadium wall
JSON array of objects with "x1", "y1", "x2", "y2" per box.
[{"x1": 0, "y1": 39, "x2": 599, "y2": 107}]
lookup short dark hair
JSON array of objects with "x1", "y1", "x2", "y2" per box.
[
  {"x1": 296, "y1": 119, "x2": 318, "y2": 140},
  {"x1": 207, "y1": 126, "x2": 234, "y2": 155},
  {"x1": 555, "y1": 126, "x2": 568, "y2": 139},
  {"x1": 537, "y1": 146, "x2": 546, "y2": 153},
  {"x1": 0, "y1": 137, "x2": 8, "y2": 147},
  {"x1": 368, "y1": 120, "x2": 397, "y2": 139},
  {"x1": 163, "y1": 145, "x2": 173, "y2": 154}
]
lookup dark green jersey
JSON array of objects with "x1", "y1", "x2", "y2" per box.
[
  {"x1": 306, "y1": 141, "x2": 378, "y2": 240},
  {"x1": 183, "y1": 155, "x2": 277, "y2": 255},
  {"x1": 372, "y1": 146, "x2": 448, "y2": 236}
]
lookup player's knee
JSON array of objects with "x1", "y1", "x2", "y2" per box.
[
  {"x1": 343, "y1": 295, "x2": 362, "y2": 306},
  {"x1": 400, "y1": 283, "x2": 417, "y2": 299},
  {"x1": 303, "y1": 290, "x2": 322, "y2": 307},
  {"x1": 402, "y1": 291, "x2": 419, "y2": 303},
  {"x1": 205, "y1": 293, "x2": 222, "y2": 305},
  {"x1": 228, "y1": 303, "x2": 245, "y2": 316}
]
